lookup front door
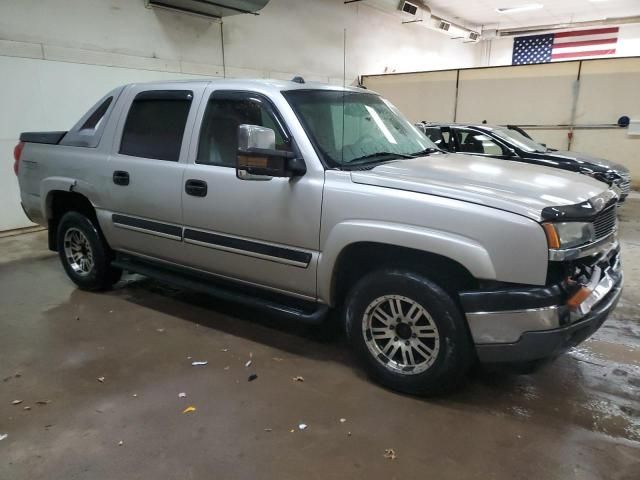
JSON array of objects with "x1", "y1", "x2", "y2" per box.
[
  {"x1": 180, "y1": 89, "x2": 323, "y2": 299},
  {"x1": 103, "y1": 86, "x2": 203, "y2": 263}
]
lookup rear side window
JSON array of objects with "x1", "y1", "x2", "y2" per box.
[
  {"x1": 80, "y1": 97, "x2": 112, "y2": 131},
  {"x1": 120, "y1": 90, "x2": 193, "y2": 161}
]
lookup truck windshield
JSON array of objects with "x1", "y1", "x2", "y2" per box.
[
  {"x1": 283, "y1": 90, "x2": 436, "y2": 168},
  {"x1": 492, "y1": 127, "x2": 548, "y2": 153}
]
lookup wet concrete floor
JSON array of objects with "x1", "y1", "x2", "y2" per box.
[{"x1": 1, "y1": 199, "x2": 639, "y2": 479}]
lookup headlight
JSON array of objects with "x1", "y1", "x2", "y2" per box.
[{"x1": 542, "y1": 222, "x2": 595, "y2": 249}]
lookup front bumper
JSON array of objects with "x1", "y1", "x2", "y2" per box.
[
  {"x1": 473, "y1": 272, "x2": 622, "y2": 362},
  {"x1": 461, "y1": 249, "x2": 623, "y2": 363}
]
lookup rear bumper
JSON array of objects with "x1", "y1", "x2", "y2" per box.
[
  {"x1": 460, "y1": 247, "x2": 623, "y2": 363},
  {"x1": 474, "y1": 272, "x2": 622, "y2": 363}
]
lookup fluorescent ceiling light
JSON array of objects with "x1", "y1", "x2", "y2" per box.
[{"x1": 496, "y1": 4, "x2": 544, "y2": 14}]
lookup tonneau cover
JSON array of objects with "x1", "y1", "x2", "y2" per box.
[{"x1": 20, "y1": 131, "x2": 67, "y2": 144}]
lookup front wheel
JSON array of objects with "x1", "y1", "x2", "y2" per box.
[
  {"x1": 345, "y1": 269, "x2": 474, "y2": 396},
  {"x1": 57, "y1": 211, "x2": 122, "y2": 291}
]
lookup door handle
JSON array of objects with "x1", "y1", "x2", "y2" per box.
[
  {"x1": 113, "y1": 171, "x2": 130, "y2": 186},
  {"x1": 185, "y1": 179, "x2": 208, "y2": 197}
]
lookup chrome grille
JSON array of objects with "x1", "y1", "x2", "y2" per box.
[{"x1": 592, "y1": 206, "x2": 617, "y2": 240}]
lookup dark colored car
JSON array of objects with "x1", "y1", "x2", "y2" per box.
[{"x1": 417, "y1": 122, "x2": 631, "y2": 201}]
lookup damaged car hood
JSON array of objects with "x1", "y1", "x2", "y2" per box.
[{"x1": 350, "y1": 153, "x2": 610, "y2": 220}]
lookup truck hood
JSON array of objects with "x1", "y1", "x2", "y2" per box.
[{"x1": 350, "y1": 153, "x2": 609, "y2": 220}]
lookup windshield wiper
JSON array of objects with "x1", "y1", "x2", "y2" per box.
[
  {"x1": 347, "y1": 151, "x2": 414, "y2": 166},
  {"x1": 409, "y1": 147, "x2": 442, "y2": 157}
]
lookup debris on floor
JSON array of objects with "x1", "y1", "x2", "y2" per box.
[
  {"x1": 132, "y1": 394, "x2": 138, "y2": 398},
  {"x1": 298, "y1": 423, "x2": 308, "y2": 430},
  {"x1": 178, "y1": 392, "x2": 187, "y2": 398},
  {"x1": 383, "y1": 449, "x2": 397, "y2": 460},
  {"x1": 248, "y1": 374, "x2": 258, "y2": 382},
  {"x1": 264, "y1": 428, "x2": 272, "y2": 432},
  {"x1": 182, "y1": 406, "x2": 196, "y2": 414},
  {"x1": 0, "y1": 434, "x2": 7, "y2": 441},
  {"x1": 220, "y1": 348, "x2": 229, "y2": 352},
  {"x1": 97, "y1": 376, "x2": 105, "y2": 383},
  {"x1": 23, "y1": 406, "x2": 31, "y2": 411},
  {"x1": 347, "y1": 431, "x2": 352, "y2": 437},
  {"x1": 156, "y1": 328, "x2": 165, "y2": 333},
  {"x1": 224, "y1": 366, "x2": 230, "y2": 371},
  {"x1": 11, "y1": 400, "x2": 23, "y2": 405},
  {"x1": 339, "y1": 418, "x2": 346, "y2": 423},
  {"x1": 191, "y1": 361, "x2": 208, "y2": 367},
  {"x1": 292, "y1": 376, "x2": 304, "y2": 382},
  {"x1": 272, "y1": 357, "x2": 284, "y2": 362},
  {"x1": 245, "y1": 360, "x2": 252, "y2": 368},
  {"x1": 118, "y1": 440, "x2": 124, "y2": 446},
  {"x1": 35, "y1": 400, "x2": 50, "y2": 405}
]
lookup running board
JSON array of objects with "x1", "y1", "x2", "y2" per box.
[{"x1": 112, "y1": 255, "x2": 329, "y2": 325}]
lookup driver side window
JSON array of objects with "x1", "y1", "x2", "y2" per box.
[
  {"x1": 197, "y1": 93, "x2": 290, "y2": 167},
  {"x1": 453, "y1": 128, "x2": 505, "y2": 156}
]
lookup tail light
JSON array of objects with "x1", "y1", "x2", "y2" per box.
[{"x1": 13, "y1": 141, "x2": 24, "y2": 175}]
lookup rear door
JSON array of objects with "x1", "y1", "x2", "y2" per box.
[
  {"x1": 102, "y1": 85, "x2": 204, "y2": 262},
  {"x1": 179, "y1": 88, "x2": 322, "y2": 299}
]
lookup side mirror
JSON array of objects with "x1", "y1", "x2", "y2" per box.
[{"x1": 236, "y1": 124, "x2": 306, "y2": 180}]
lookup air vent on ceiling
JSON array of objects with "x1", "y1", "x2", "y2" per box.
[
  {"x1": 438, "y1": 20, "x2": 451, "y2": 31},
  {"x1": 400, "y1": 1, "x2": 419, "y2": 16},
  {"x1": 468, "y1": 31, "x2": 480, "y2": 41}
]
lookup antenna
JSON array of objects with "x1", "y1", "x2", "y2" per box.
[
  {"x1": 291, "y1": 76, "x2": 305, "y2": 84},
  {"x1": 341, "y1": 27, "x2": 346, "y2": 165}
]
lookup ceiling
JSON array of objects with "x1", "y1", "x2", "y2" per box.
[{"x1": 426, "y1": 0, "x2": 640, "y2": 29}]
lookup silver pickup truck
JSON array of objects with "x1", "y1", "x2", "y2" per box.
[{"x1": 15, "y1": 79, "x2": 623, "y2": 395}]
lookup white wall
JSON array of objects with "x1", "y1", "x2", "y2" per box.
[
  {"x1": 483, "y1": 24, "x2": 640, "y2": 67},
  {"x1": 0, "y1": 0, "x2": 482, "y2": 231}
]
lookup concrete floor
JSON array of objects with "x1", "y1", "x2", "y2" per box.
[{"x1": 1, "y1": 201, "x2": 639, "y2": 480}]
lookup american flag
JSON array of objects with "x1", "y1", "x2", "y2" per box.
[{"x1": 512, "y1": 27, "x2": 619, "y2": 65}]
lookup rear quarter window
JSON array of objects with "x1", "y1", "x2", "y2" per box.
[{"x1": 79, "y1": 97, "x2": 112, "y2": 132}]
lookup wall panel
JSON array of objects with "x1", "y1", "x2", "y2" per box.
[
  {"x1": 576, "y1": 58, "x2": 640, "y2": 124},
  {"x1": 363, "y1": 70, "x2": 458, "y2": 123},
  {"x1": 456, "y1": 62, "x2": 580, "y2": 125}
]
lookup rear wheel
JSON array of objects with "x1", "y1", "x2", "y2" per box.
[
  {"x1": 57, "y1": 211, "x2": 121, "y2": 291},
  {"x1": 345, "y1": 269, "x2": 473, "y2": 395}
]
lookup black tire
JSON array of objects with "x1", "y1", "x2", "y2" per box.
[
  {"x1": 345, "y1": 269, "x2": 474, "y2": 396},
  {"x1": 56, "y1": 211, "x2": 122, "y2": 291}
]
